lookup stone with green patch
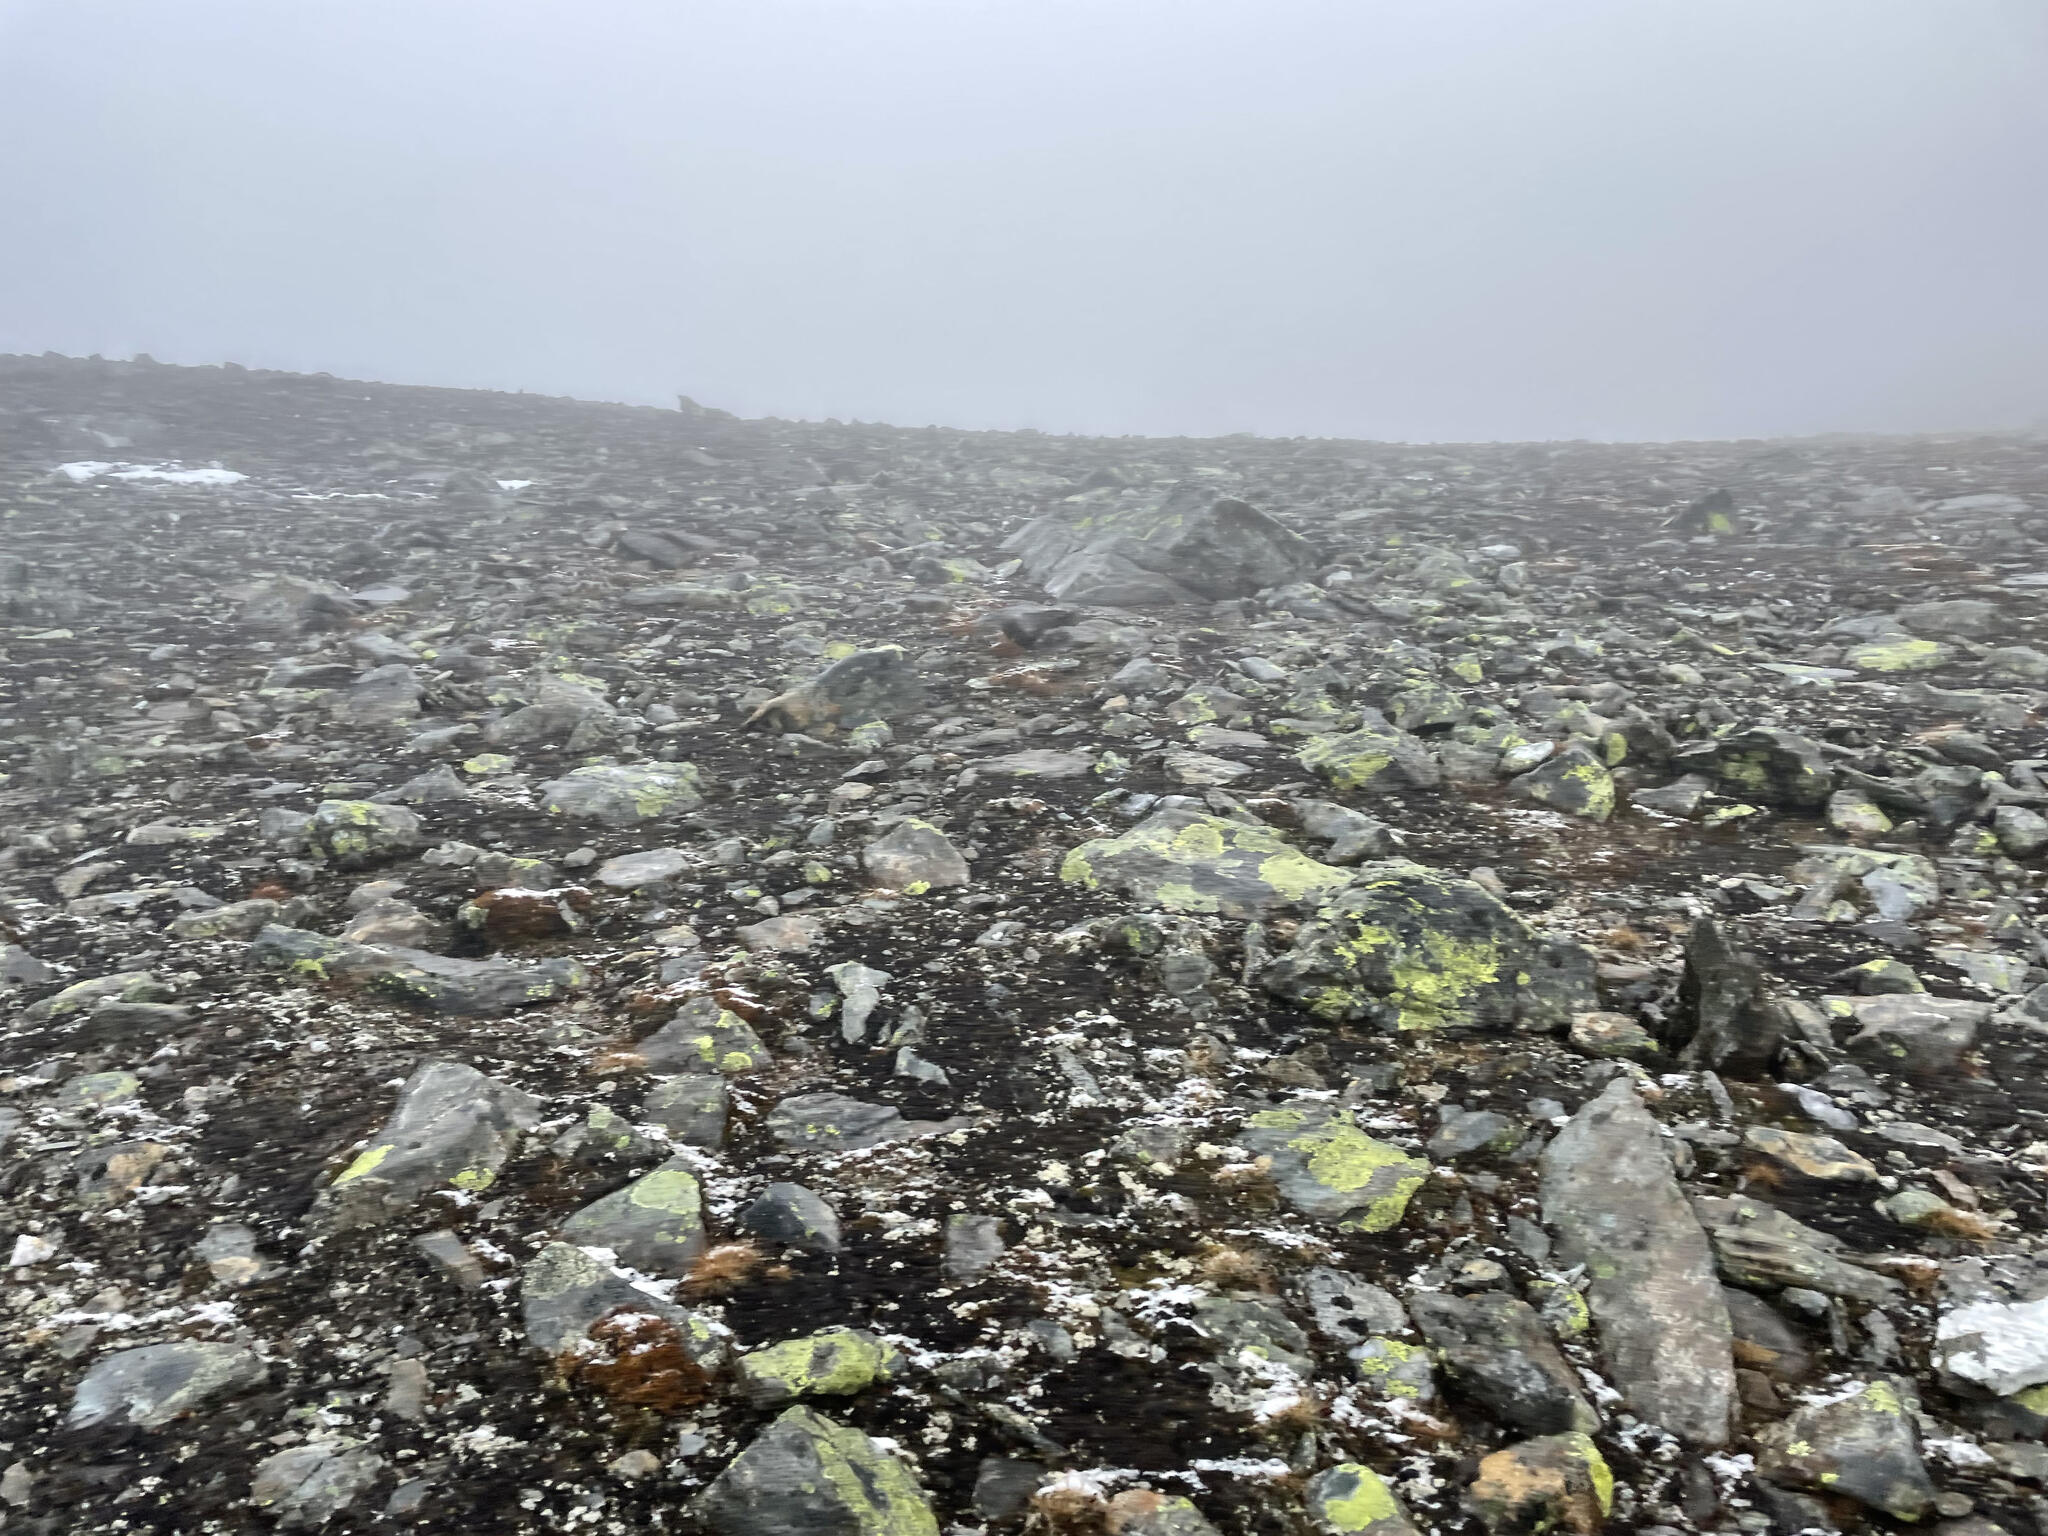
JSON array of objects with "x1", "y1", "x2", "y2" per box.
[
  {"x1": 735, "y1": 1328, "x2": 901, "y2": 1407},
  {"x1": 1061, "y1": 808, "x2": 1353, "y2": 920},
  {"x1": 689, "y1": 1404, "x2": 939, "y2": 1536},
  {"x1": 1238, "y1": 1103, "x2": 1430, "y2": 1231}
]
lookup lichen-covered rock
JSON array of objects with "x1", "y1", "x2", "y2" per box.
[
  {"x1": 519, "y1": 1241, "x2": 731, "y2": 1368},
  {"x1": 1835, "y1": 991, "x2": 1989, "y2": 1077},
  {"x1": 23, "y1": 969, "x2": 169, "y2": 1023},
  {"x1": 66, "y1": 1341, "x2": 267, "y2": 1429},
  {"x1": 1540, "y1": 1079, "x2": 1735, "y2": 1446},
  {"x1": 538, "y1": 762, "x2": 703, "y2": 823},
  {"x1": 1263, "y1": 859, "x2": 1596, "y2": 1030},
  {"x1": 1298, "y1": 725, "x2": 1442, "y2": 794},
  {"x1": 1755, "y1": 1379, "x2": 1936, "y2": 1520},
  {"x1": 1062, "y1": 808, "x2": 1353, "y2": 919},
  {"x1": 1671, "y1": 727, "x2": 1834, "y2": 808},
  {"x1": 1672, "y1": 916, "x2": 1788, "y2": 1075},
  {"x1": 863, "y1": 817, "x2": 971, "y2": 890},
  {"x1": 247, "y1": 924, "x2": 589, "y2": 1013},
  {"x1": 1103, "y1": 1490, "x2": 1224, "y2": 1535},
  {"x1": 1466, "y1": 1432, "x2": 1614, "y2": 1536},
  {"x1": 1305, "y1": 1463, "x2": 1420, "y2": 1536},
  {"x1": 1237, "y1": 1103, "x2": 1429, "y2": 1231},
  {"x1": 308, "y1": 799, "x2": 422, "y2": 867},
  {"x1": 1692, "y1": 1193, "x2": 1902, "y2": 1304},
  {"x1": 735, "y1": 1328, "x2": 901, "y2": 1406},
  {"x1": 690, "y1": 1405, "x2": 939, "y2": 1536},
  {"x1": 635, "y1": 995, "x2": 771, "y2": 1075},
  {"x1": 1507, "y1": 744, "x2": 1615, "y2": 820},
  {"x1": 558, "y1": 1156, "x2": 708, "y2": 1273},
  {"x1": 1844, "y1": 636, "x2": 1956, "y2": 672},
  {"x1": 315, "y1": 1061, "x2": 541, "y2": 1229},
  {"x1": 643, "y1": 1073, "x2": 730, "y2": 1148}
]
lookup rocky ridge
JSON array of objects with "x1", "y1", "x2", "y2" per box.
[{"x1": 4, "y1": 353, "x2": 2048, "y2": 1535}]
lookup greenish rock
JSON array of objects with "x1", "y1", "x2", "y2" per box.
[
  {"x1": 539, "y1": 763, "x2": 704, "y2": 824},
  {"x1": 1847, "y1": 957, "x2": 1924, "y2": 994},
  {"x1": 66, "y1": 1340, "x2": 267, "y2": 1429},
  {"x1": 1540, "y1": 1079, "x2": 1735, "y2": 1447},
  {"x1": 1103, "y1": 1491, "x2": 1224, "y2": 1536},
  {"x1": 167, "y1": 898, "x2": 283, "y2": 940},
  {"x1": 735, "y1": 1328, "x2": 901, "y2": 1407},
  {"x1": 636, "y1": 996, "x2": 770, "y2": 1075},
  {"x1": 308, "y1": 799, "x2": 422, "y2": 867},
  {"x1": 690, "y1": 1405, "x2": 939, "y2": 1536},
  {"x1": 1411, "y1": 1291, "x2": 1597, "y2": 1435},
  {"x1": 1237, "y1": 1103, "x2": 1429, "y2": 1231},
  {"x1": 54, "y1": 1071, "x2": 141, "y2": 1109},
  {"x1": 1353, "y1": 1337, "x2": 1437, "y2": 1403},
  {"x1": 643, "y1": 1073, "x2": 730, "y2": 1148},
  {"x1": 1567, "y1": 1011, "x2": 1658, "y2": 1060},
  {"x1": 1262, "y1": 859, "x2": 1596, "y2": 1031},
  {"x1": 559, "y1": 1155, "x2": 708, "y2": 1274},
  {"x1": 1993, "y1": 805, "x2": 2048, "y2": 859},
  {"x1": 1191, "y1": 1295, "x2": 1314, "y2": 1376},
  {"x1": 862, "y1": 817, "x2": 970, "y2": 890},
  {"x1": 1466, "y1": 1432, "x2": 1614, "y2": 1536},
  {"x1": 1691, "y1": 1193, "x2": 1902, "y2": 1304},
  {"x1": 1826, "y1": 788, "x2": 1893, "y2": 838},
  {"x1": 23, "y1": 970, "x2": 170, "y2": 1024},
  {"x1": 1305, "y1": 1463, "x2": 1420, "y2": 1536},
  {"x1": 550, "y1": 1104, "x2": 662, "y2": 1166},
  {"x1": 1834, "y1": 991, "x2": 1988, "y2": 1076},
  {"x1": 1508, "y1": 744, "x2": 1615, "y2": 821},
  {"x1": 315, "y1": 1060, "x2": 541, "y2": 1230},
  {"x1": 765, "y1": 1092, "x2": 938, "y2": 1152},
  {"x1": 1387, "y1": 681, "x2": 1470, "y2": 733},
  {"x1": 246, "y1": 924, "x2": 589, "y2": 1014},
  {"x1": 1845, "y1": 637, "x2": 1956, "y2": 673},
  {"x1": 1985, "y1": 645, "x2": 2048, "y2": 685},
  {"x1": 1298, "y1": 725, "x2": 1442, "y2": 794},
  {"x1": 1672, "y1": 727, "x2": 1834, "y2": 809},
  {"x1": 1061, "y1": 808, "x2": 1353, "y2": 920},
  {"x1": 1755, "y1": 1379, "x2": 1935, "y2": 1521}
]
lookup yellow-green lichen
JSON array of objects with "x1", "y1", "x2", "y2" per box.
[
  {"x1": 333, "y1": 1143, "x2": 393, "y2": 1186},
  {"x1": 1318, "y1": 1465, "x2": 1402, "y2": 1530}
]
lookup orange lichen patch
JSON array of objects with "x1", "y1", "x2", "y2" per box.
[
  {"x1": 682, "y1": 1241, "x2": 764, "y2": 1299},
  {"x1": 564, "y1": 1309, "x2": 715, "y2": 1414}
]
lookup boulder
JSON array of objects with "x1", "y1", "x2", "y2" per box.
[
  {"x1": 1755, "y1": 1379, "x2": 1935, "y2": 1520},
  {"x1": 1540, "y1": 1079, "x2": 1735, "y2": 1446},
  {"x1": 1062, "y1": 808, "x2": 1353, "y2": 920},
  {"x1": 1002, "y1": 483, "x2": 1315, "y2": 605},
  {"x1": 689, "y1": 1406, "x2": 939, "y2": 1536},
  {"x1": 314, "y1": 1061, "x2": 541, "y2": 1229},
  {"x1": 1237, "y1": 1103, "x2": 1429, "y2": 1232}
]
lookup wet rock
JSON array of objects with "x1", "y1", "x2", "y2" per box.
[
  {"x1": 1411, "y1": 1291, "x2": 1597, "y2": 1435},
  {"x1": 735, "y1": 1328, "x2": 901, "y2": 1407},
  {"x1": 1466, "y1": 1432, "x2": 1614, "y2": 1536},
  {"x1": 315, "y1": 1061, "x2": 541, "y2": 1229},
  {"x1": 689, "y1": 1405, "x2": 939, "y2": 1536},
  {"x1": 1062, "y1": 808, "x2": 1352, "y2": 919},
  {"x1": 558, "y1": 1156, "x2": 708, "y2": 1273},
  {"x1": 1264, "y1": 859, "x2": 1596, "y2": 1030},
  {"x1": 67, "y1": 1341, "x2": 267, "y2": 1428},
  {"x1": 1756, "y1": 1379, "x2": 1936, "y2": 1521},
  {"x1": 1237, "y1": 1103, "x2": 1429, "y2": 1231},
  {"x1": 1540, "y1": 1078, "x2": 1735, "y2": 1446}
]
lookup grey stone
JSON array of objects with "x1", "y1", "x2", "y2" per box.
[
  {"x1": 249, "y1": 1439, "x2": 385, "y2": 1528},
  {"x1": 314, "y1": 1061, "x2": 541, "y2": 1230},
  {"x1": 739, "y1": 1183, "x2": 842, "y2": 1255},
  {"x1": 66, "y1": 1341, "x2": 266, "y2": 1428},
  {"x1": 1411, "y1": 1291, "x2": 1597, "y2": 1436},
  {"x1": 943, "y1": 1214, "x2": 1005, "y2": 1283},
  {"x1": 688, "y1": 1405, "x2": 938, "y2": 1536},
  {"x1": 862, "y1": 818, "x2": 970, "y2": 889},
  {"x1": 643, "y1": 1074, "x2": 729, "y2": 1148},
  {"x1": 247, "y1": 925, "x2": 589, "y2": 1013},
  {"x1": 558, "y1": 1155, "x2": 708, "y2": 1274}
]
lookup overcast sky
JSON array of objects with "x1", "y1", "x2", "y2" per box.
[{"x1": 1, "y1": 1, "x2": 2043, "y2": 441}]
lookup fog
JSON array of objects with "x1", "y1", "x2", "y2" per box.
[{"x1": 1, "y1": 0, "x2": 2043, "y2": 441}]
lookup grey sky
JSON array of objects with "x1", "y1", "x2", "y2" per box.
[{"x1": 2, "y1": 0, "x2": 2043, "y2": 441}]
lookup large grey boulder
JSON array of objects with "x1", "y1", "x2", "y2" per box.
[
  {"x1": 315, "y1": 1061, "x2": 540, "y2": 1230},
  {"x1": 1002, "y1": 483, "x2": 1315, "y2": 605},
  {"x1": 1755, "y1": 1379, "x2": 1936, "y2": 1520},
  {"x1": 1539, "y1": 1078, "x2": 1735, "y2": 1446},
  {"x1": 1061, "y1": 808, "x2": 1353, "y2": 920},
  {"x1": 1410, "y1": 1291, "x2": 1597, "y2": 1436},
  {"x1": 538, "y1": 763, "x2": 703, "y2": 824},
  {"x1": 249, "y1": 1440, "x2": 385, "y2": 1528},
  {"x1": 67, "y1": 1341, "x2": 266, "y2": 1429},
  {"x1": 744, "y1": 646, "x2": 924, "y2": 734},
  {"x1": 689, "y1": 1405, "x2": 939, "y2": 1536},
  {"x1": 558, "y1": 1156, "x2": 707, "y2": 1274}
]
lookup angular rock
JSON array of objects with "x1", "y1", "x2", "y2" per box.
[
  {"x1": 1003, "y1": 483, "x2": 1315, "y2": 605},
  {"x1": 1466, "y1": 1432, "x2": 1614, "y2": 1536},
  {"x1": 1540, "y1": 1078, "x2": 1735, "y2": 1446},
  {"x1": 308, "y1": 799, "x2": 422, "y2": 867},
  {"x1": 643, "y1": 1074, "x2": 730, "y2": 1149},
  {"x1": 1410, "y1": 1291, "x2": 1597, "y2": 1435},
  {"x1": 1304, "y1": 1463, "x2": 1419, "y2": 1536},
  {"x1": 247, "y1": 925, "x2": 588, "y2": 1013},
  {"x1": 1298, "y1": 725, "x2": 1442, "y2": 793},
  {"x1": 1756, "y1": 1379, "x2": 1935, "y2": 1520},
  {"x1": 1264, "y1": 859, "x2": 1596, "y2": 1030},
  {"x1": 315, "y1": 1061, "x2": 541, "y2": 1229},
  {"x1": 66, "y1": 1341, "x2": 266, "y2": 1429},
  {"x1": 635, "y1": 996, "x2": 771, "y2": 1075},
  {"x1": 862, "y1": 818, "x2": 970, "y2": 890},
  {"x1": 249, "y1": 1440, "x2": 385, "y2": 1529},
  {"x1": 1672, "y1": 727, "x2": 1834, "y2": 809},
  {"x1": 558, "y1": 1156, "x2": 708, "y2": 1274},
  {"x1": 735, "y1": 1328, "x2": 901, "y2": 1407},
  {"x1": 519, "y1": 1241, "x2": 729, "y2": 1368},
  {"x1": 740, "y1": 1182, "x2": 843, "y2": 1254},
  {"x1": 689, "y1": 1405, "x2": 938, "y2": 1536},
  {"x1": 1062, "y1": 808, "x2": 1352, "y2": 919},
  {"x1": 1508, "y1": 744, "x2": 1615, "y2": 821},
  {"x1": 1237, "y1": 1104, "x2": 1429, "y2": 1232},
  {"x1": 1692, "y1": 1193, "x2": 1901, "y2": 1304},
  {"x1": 1673, "y1": 917, "x2": 1787, "y2": 1075},
  {"x1": 744, "y1": 646, "x2": 924, "y2": 734},
  {"x1": 539, "y1": 763, "x2": 703, "y2": 824}
]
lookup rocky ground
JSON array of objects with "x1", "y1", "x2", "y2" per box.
[{"x1": 4, "y1": 353, "x2": 2048, "y2": 1536}]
